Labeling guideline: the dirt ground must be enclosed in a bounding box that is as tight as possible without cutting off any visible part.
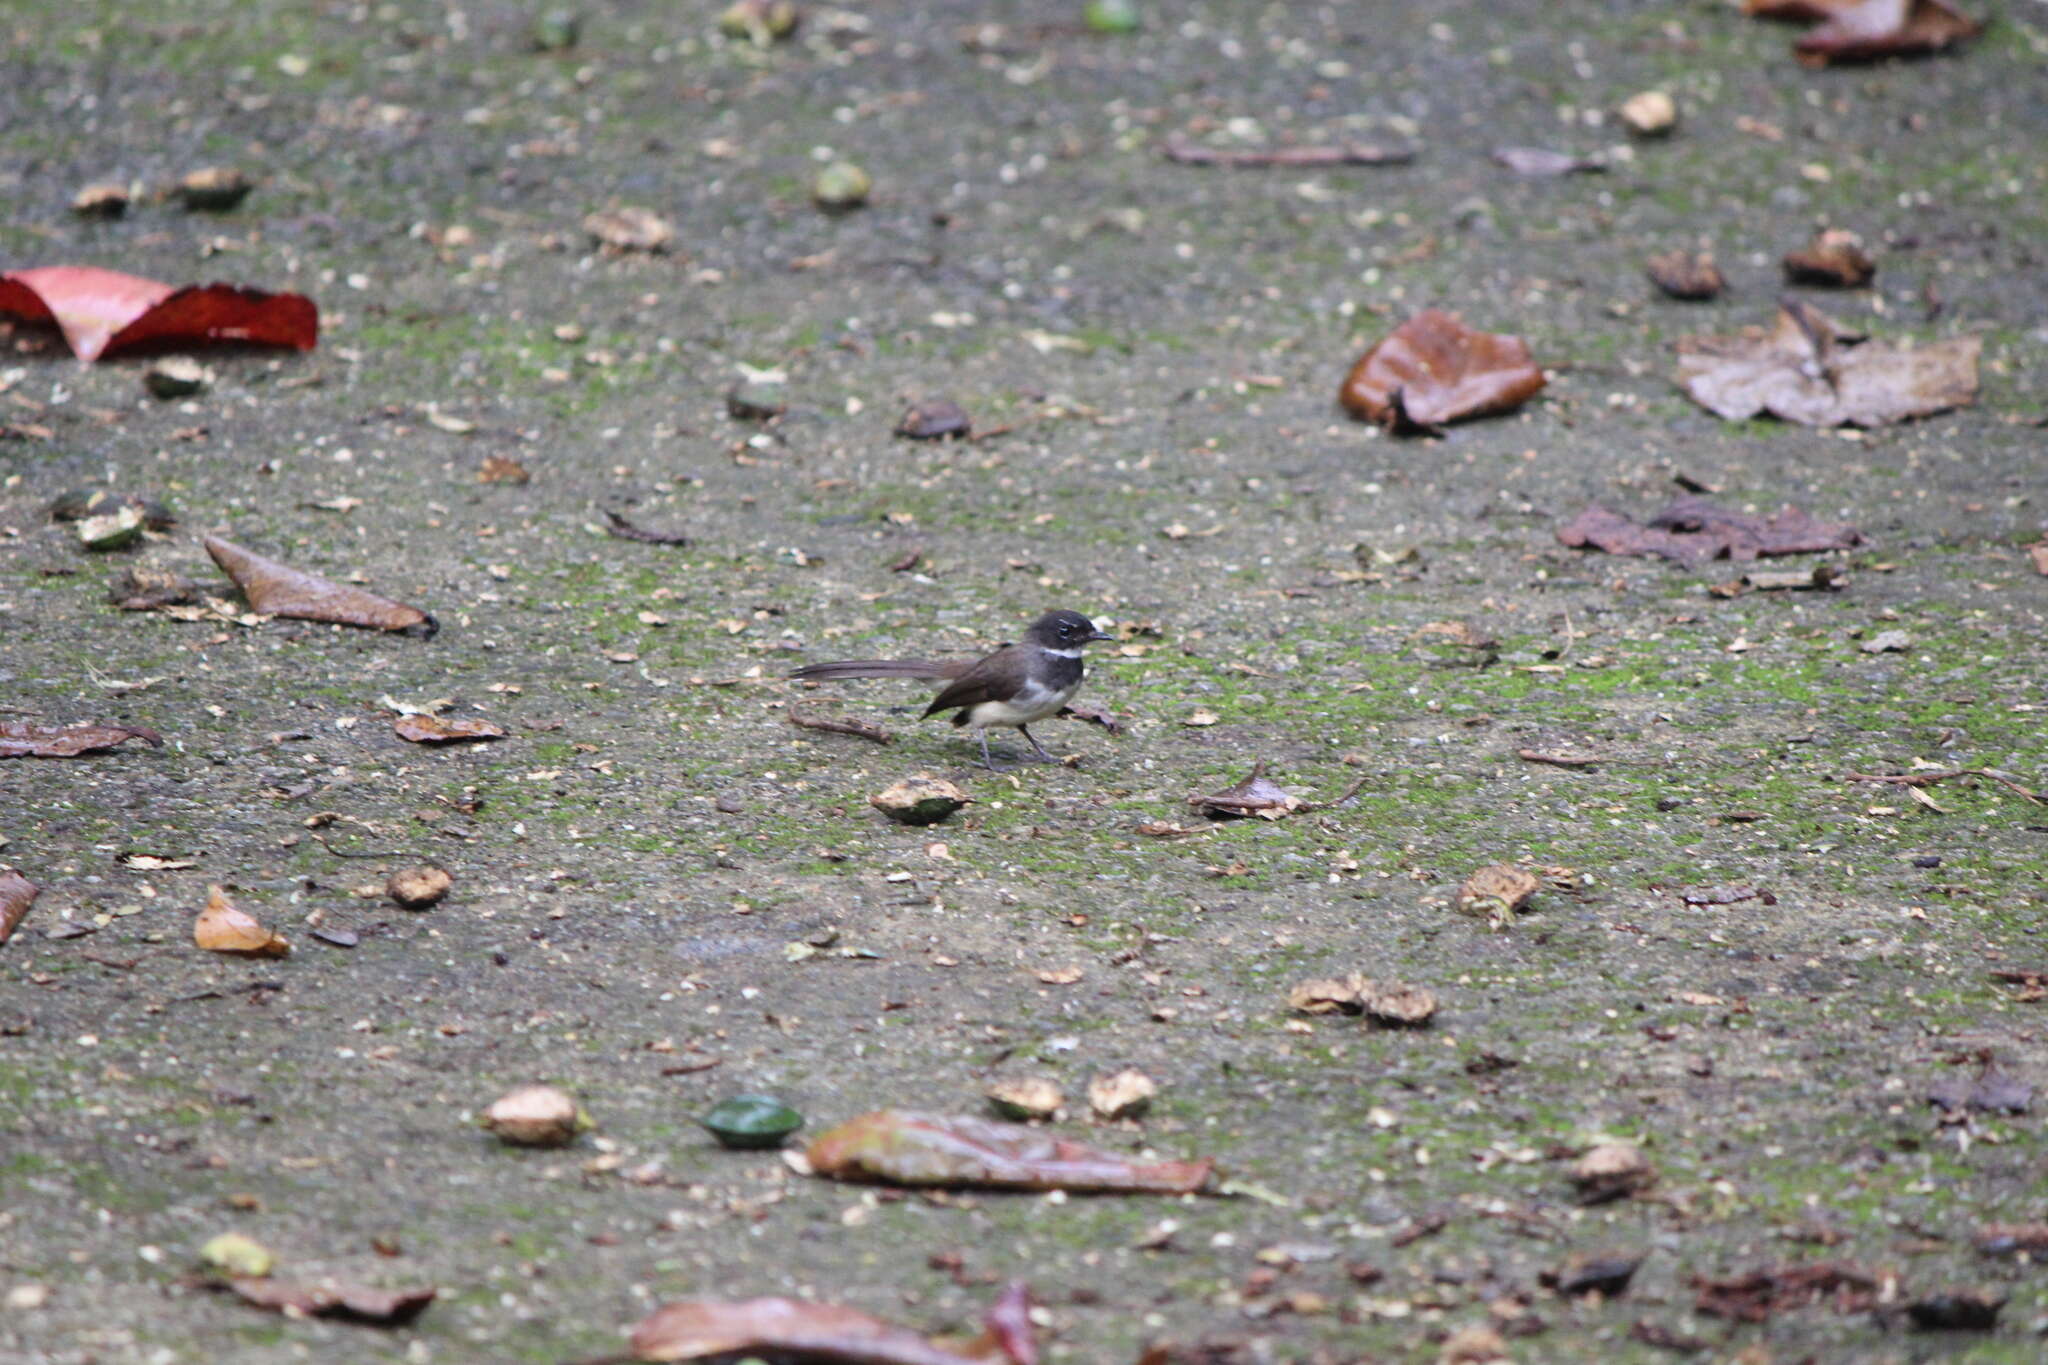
[4,2,2047,1362]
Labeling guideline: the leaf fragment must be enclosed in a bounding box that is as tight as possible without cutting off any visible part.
[205,535,436,635]
[1188,762,1308,820]
[0,869,38,947]
[393,714,505,744]
[1558,495,1864,568]
[627,1282,1034,1365]
[804,1110,1214,1194]
[193,886,290,958]
[219,1276,435,1326]
[1782,228,1875,287]
[0,721,164,759]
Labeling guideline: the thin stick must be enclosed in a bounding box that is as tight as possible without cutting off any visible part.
[1518,749,1600,769]
[788,710,892,745]
[1162,136,1414,168]
[1844,769,2043,804]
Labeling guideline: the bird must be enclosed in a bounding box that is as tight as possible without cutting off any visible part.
[789,609,1114,770]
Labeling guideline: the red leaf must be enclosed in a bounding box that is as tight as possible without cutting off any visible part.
[0,266,317,362]
[1338,310,1545,431]
[1793,0,1978,64]
[804,1110,1214,1194]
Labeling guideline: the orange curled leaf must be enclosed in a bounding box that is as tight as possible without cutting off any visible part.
[194,886,290,958]
[205,535,437,636]
[393,714,505,744]
[0,870,38,946]
[1338,309,1545,431]
[629,1282,1035,1364]
[0,266,316,362]
[0,720,164,759]
[805,1110,1214,1194]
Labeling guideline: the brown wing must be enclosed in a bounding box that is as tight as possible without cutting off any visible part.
[921,645,1018,719]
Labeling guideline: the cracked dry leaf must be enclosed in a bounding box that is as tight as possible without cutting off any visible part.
[627,1281,1034,1365]
[194,886,289,958]
[0,869,38,946]
[1675,299,1978,427]
[0,720,164,759]
[219,1276,435,1326]
[1288,975,1367,1015]
[1339,309,1545,431]
[1646,250,1725,301]
[393,714,505,744]
[584,207,676,252]
[805,1110,1214,1194]
[1456,865,1542,928]
[478,454,530,484]
[987,1078,1063,1122]
[1571,1142,1654,1204]
[1360,980,1438,1027]
[1783,228,1875,287]
[1188,762,1308,820]
[205,535,437,635]
[1558,496,1864,568]
[1087,1068,1157,1120]
[1791,0,1979,65]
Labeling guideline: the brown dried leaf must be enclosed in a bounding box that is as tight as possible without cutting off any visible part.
[895,398,972,441]
[1457,865,1541,924]
[1646,250,1726,301]
[872,776,973,826]
[1087,1068,1157,1120]
[604,510,691,545]
[108,566,201,610]
[1692,1261,1878,1321]
[393,714,505,744]
[2028,545,2048,578]
[205,535,436,635]
[1287,975,1366,1015]
[1783,228,1875,288]
[628,1282,1035,1365]
[221,1276,435,1326]
[1188,762,1309,820]
[1571,1142,1654,1204]
[1793,0,1978,65]
[1338,309,1545,431]
[0,869,38,946]
[0,721,164,759]
[986,1078,1063,1122]
[194,886,290,958]
[1543,1252,1644,1298]
[1674,300,1978,427]
[482,1084,588,1147]
[584,206,676,252]
[1361,980,1437,1027]
[1558,495,1864,568]
[387,866,453,909]
[478,454,530,485]
[804,1110,1214,1194]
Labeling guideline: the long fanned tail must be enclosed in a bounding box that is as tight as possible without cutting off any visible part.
[789,658,959,682]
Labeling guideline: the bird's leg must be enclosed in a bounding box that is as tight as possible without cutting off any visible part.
[978,729,1004,772]
[1018,724,1055,763]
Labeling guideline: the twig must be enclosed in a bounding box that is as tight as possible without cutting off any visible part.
[603,510,690,546]
[311,832,414,859]
[1844,769,2043,804]
[1162,135,1415,168]
[1518,749,1600,769]
[1320,775,1370,808]
[1557,604,1575,660]
[787,710,892,745]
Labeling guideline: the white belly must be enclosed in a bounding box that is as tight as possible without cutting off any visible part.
[961,680,1077,730]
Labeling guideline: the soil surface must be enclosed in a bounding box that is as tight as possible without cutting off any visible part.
[4,3,2046,1363]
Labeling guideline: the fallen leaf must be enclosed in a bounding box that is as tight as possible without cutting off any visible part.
[987,1078,1063,1122]
[1491,146,1606,176]
[1361,980,1437,1027]
[119,853,196,871]
[1338,309,1545,431]
[1692,1262,1879,1321]
[0,721,164,759]
[585,207,676,252]
[0,869,38,946]
[1188,762,1309,820]
[205,535,436,635]
[482,1084,590,1147]
[804,1110,1214,1194]
[387,866,453,909]
[895,398,972,441]
[627,1281,1035,1364]
[193,886,289,958]
[1557,495,1864,568]
[478,455,530,484]
[1543,1253,1643,1298]
[108,566,201,610]
[1972,1224,2048,1257]
[172,166,254,211]
[1618,90,1679,137]
[393,714,505,744]
[198,1232,275,1278]
[1783,228,1875,287]
[1928,1062,2032,1115]
[1456,865,1541,926]
[872,776,973,826]
[1646,250,1726,301]
[1087,1068,1157,1120]
[71,181,130,217]
[1288,976,1367,1015]
[1135,821,1203,838]
[1674,300,1979,427]
[218,1276,435,1326]
[1791,0,1978,66]
[1861,629,1912,654]
[0,266,316,362]
[1571,1142,1653,1204]
[2029,545,2048,577]
[1905,1288,2003,1331]
[1436,1325,1510,1364]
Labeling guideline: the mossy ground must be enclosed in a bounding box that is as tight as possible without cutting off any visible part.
[3,2,2046,1363]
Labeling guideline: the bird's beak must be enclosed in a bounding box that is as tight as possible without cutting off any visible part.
[1086,629,1114,643]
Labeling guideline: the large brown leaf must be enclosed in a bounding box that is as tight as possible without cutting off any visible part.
[0,721,163,759]
[0,870,37,946]
[205,535,437,635]
[0,266,316,362]
[805,1111,1214,1194]
[1794,0,1978,65]
[1338,310,1545,431]
[221,1276,435,1325]
[1675,300,1977,427]
[629,1283,1035,1364]
[1557,496,1863,569]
